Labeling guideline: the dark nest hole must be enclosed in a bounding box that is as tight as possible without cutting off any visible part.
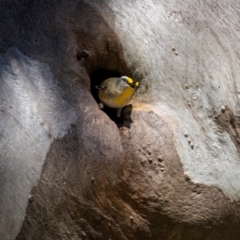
[90,69,133,127]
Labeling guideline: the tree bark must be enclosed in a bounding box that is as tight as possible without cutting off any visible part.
[0,0,240,239]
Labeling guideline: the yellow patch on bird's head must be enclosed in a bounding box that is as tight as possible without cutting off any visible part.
[135,82,139,87]
[121,76,133,84]
[126,77,133,84]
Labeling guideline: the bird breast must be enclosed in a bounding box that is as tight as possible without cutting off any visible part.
[99,86,135,109]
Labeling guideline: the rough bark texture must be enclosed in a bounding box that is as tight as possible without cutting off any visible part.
[0,0,240,240]
[215,107,240,155]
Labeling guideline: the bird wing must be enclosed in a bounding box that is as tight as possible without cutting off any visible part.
[95,80,108,89]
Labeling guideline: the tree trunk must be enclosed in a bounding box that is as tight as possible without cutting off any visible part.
[0,0,240,239]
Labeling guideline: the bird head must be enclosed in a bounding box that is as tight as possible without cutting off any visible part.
[120,76,140,88]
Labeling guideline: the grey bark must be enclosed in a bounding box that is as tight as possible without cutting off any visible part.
[0,0,240,239]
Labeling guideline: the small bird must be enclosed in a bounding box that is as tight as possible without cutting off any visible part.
[96,76,139,118]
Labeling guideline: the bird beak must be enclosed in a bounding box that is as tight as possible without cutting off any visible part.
[130,81,140,88]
